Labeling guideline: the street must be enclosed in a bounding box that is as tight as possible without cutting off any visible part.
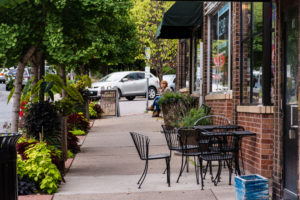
[0,83,12,130]
[0,83,153,131]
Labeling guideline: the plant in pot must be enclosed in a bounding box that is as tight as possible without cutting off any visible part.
[158,92,199,126]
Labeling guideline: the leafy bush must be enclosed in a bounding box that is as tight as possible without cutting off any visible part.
[69,129,86,136]
[68,132,80,154]
[175,108,210,127]
[158,92,184,105]
[18,175,38,195]
[89,105,98,119]
[55,97,76,116]
[67,150,74,158]
[67,113,90,132]
[88,102,103,119]
[17,142,62,194]
[24,101,60,141]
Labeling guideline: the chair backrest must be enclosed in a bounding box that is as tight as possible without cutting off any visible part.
[177,128,206,154]
[130,132,149,160]
[193,115,230,126]
[162,125,180,150]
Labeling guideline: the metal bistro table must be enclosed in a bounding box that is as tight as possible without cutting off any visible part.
[201,130,256,178]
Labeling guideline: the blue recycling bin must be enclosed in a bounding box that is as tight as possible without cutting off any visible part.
[235,175,269,200]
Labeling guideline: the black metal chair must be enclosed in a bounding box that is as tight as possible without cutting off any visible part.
[193,115,231,128]
[129,132,170,189]
[193,115,231,177]
[162,125,195,174]
[176,128,211,184]
[198,131,234,189]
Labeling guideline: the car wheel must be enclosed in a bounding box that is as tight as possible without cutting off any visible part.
[148,87,157,100]
[126,96,135,101]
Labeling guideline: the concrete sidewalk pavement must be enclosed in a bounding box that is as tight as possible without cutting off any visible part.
[53,114,236,200]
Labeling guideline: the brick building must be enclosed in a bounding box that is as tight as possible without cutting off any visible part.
[157,0,299,199]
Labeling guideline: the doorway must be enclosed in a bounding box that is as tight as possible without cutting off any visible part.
[283,4,299,200]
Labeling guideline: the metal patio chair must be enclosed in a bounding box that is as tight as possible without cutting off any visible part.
[162,125,195,174]
[198,131,234,190]
[193,115,231,128]
[176,128,211,184]
[129,132,170,189]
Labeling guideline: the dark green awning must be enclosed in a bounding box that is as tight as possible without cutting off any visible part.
[156,2,203,39]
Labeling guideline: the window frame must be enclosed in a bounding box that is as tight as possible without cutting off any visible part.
[240,2,273,105]
[207,3,232,93]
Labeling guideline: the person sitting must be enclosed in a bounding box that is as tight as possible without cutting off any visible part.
[148,80,172,117]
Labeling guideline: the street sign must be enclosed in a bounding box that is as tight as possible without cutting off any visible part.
[145,47,151,60]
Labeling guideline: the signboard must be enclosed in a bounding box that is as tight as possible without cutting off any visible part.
[100,90,120,117]
[145,66,150,78]
[145,47,151,60]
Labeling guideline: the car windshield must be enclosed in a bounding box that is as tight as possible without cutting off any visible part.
[99,73,125,82]
[8,69,17,76]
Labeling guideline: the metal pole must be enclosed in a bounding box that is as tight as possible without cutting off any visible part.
[146,63,149,112]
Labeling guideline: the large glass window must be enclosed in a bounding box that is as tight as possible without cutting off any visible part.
[241,2,274,105]
[211,3,231,92]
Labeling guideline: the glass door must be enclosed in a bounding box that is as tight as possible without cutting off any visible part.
[283,5,299,200]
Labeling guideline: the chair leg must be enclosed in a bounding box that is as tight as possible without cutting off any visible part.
[138,160,148,189]
[177,154,185,183]
[166,158,171,187]
[186,156,189,172]
[163,151,172,174]
[226,160,233,185]
[199,157,204,190]
[194,156,199,184]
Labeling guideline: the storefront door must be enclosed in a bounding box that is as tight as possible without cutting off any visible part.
[283,4,299,200]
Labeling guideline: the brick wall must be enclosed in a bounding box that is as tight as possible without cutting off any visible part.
[206,98,233,123]
[238,113,274,179]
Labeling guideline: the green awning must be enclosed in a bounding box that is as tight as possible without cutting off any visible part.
[156,2,203,39]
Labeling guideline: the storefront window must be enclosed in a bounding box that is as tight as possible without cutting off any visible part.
[211,3,231,92]
[241,3,263,104]
[241,2,275,105]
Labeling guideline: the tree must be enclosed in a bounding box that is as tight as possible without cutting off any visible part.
[0,0,139,131]
[131,0,178,80]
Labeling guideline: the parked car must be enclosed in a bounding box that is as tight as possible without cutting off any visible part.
[0,68,8,83]
[5,68,31,91]
[163,74,176,91]
[88,71,159,100]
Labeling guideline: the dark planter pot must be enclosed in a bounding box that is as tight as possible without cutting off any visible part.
[162,103,178,126]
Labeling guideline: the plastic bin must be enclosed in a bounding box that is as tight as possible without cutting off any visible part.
[235,174,269,200]
[0,133,22,200]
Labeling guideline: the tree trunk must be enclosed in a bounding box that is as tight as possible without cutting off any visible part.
[39,57,45,102]
[29,51,43,86]
[11,45,39,132]
[59,66,67,98]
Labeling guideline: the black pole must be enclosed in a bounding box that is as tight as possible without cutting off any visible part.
[240,2,244,104]
[262,2,272,105]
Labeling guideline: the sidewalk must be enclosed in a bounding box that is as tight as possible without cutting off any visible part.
[53,114,236,200]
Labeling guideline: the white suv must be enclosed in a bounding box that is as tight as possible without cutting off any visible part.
[88,71,159,100]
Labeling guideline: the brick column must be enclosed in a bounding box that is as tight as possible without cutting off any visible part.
[272,0,284,198]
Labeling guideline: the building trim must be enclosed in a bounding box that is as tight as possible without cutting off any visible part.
[237,105,274,114]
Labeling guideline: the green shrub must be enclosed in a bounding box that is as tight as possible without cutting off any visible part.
[67,150,74,158]
[89,105,98,119]
[17,142,62,194]
[158,92,184,105]
[175,107,211,127]
[69,129,86,136]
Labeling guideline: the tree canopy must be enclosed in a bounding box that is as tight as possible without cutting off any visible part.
[131,0,178,80]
